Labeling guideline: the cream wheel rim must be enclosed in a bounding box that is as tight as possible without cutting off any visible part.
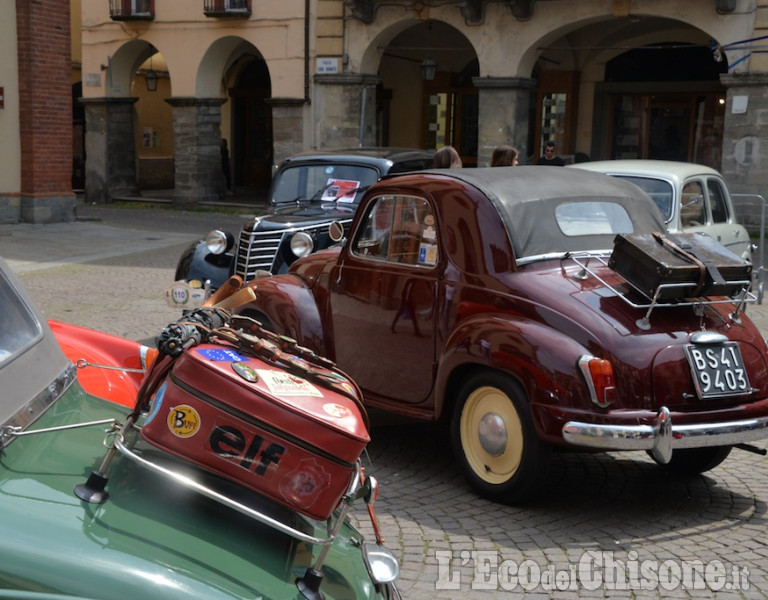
[460,385,523,484]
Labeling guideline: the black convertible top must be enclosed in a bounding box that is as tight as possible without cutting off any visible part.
[418,166,667,258]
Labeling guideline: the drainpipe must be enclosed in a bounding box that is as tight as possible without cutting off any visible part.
[304,0,310,103]
[359,86,367,148]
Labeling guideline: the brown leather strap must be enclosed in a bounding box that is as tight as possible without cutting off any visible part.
[652,232,707,295]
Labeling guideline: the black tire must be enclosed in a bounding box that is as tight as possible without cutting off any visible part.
[649,446,732,475]
[174,242,199,281]
[450,371,551,504]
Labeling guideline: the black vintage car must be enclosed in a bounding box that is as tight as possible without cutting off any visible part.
[172,148,434,297]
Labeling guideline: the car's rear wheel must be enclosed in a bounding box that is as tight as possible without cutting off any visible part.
[451,371,551,503]
[648,446,732,475]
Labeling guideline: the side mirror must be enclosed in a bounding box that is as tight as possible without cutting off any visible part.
[328,221,345,243]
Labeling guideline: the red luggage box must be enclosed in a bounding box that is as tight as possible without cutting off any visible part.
[140,344,370,521]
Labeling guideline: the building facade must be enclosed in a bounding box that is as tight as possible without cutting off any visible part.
[0,0,75,224]
[77,0,768,217]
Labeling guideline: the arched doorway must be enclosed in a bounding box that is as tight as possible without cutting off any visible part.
[603,44,728,167]
[230,58,272,191]
[531,17,729,166]
[377,21,478,165]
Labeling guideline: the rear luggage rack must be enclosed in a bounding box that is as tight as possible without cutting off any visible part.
[114,432,357,545]
[570,253,755,330]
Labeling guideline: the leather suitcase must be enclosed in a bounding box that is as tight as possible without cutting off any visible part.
[140,343,370,521]
[608,232,752,300]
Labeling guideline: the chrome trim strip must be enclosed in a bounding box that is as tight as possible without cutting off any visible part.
[115,436,356,546]
[0,364,77,448]
[562,406,768,464]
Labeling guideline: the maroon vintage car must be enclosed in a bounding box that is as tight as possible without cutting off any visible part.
[234,166,768,503]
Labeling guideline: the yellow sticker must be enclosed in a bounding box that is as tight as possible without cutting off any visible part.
[167,404,201,438]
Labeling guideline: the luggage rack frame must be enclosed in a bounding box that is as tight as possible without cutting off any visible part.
[114,434,351,546]
[569,253,756,330]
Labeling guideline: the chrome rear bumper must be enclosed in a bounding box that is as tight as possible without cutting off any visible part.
[562,407,768,464]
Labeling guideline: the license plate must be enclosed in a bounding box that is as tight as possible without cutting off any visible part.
[685,343,751,398]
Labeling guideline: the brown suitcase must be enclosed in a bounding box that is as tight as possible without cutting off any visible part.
[608,232,752,300]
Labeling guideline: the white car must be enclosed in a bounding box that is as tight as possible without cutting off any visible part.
[570,160,753,261]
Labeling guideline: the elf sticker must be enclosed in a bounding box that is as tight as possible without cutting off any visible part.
[257,369,323,397]
[167,405,201,438]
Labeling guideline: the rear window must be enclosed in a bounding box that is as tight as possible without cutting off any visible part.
[555,201,633,236]
[0,270,42,366]
[271,164,380,204]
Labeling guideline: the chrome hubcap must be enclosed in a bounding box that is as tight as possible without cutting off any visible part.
[477,412,508,456]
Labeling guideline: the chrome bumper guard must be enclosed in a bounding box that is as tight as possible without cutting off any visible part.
[562,406,768,464]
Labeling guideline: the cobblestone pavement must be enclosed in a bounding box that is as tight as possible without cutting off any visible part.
[3,199,768,599]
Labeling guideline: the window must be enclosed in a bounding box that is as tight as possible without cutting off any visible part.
[354,195,438,266]
[203,0,252,16]
[616,175,674,221]
[681,181,706,227]
[707,178,730,223]
[109,0,154,20]
[555,202,633,237]
[271,164,378,204]
[0,272,42,367]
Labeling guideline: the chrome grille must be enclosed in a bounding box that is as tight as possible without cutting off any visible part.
[234,220,352,281]
[234,229,283,281]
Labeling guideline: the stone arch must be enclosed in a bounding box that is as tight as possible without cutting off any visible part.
[104,39,157,97]
[195,36,266,97]
[361,19,478,158]
[517,12,737,164]
[196,36,273,191]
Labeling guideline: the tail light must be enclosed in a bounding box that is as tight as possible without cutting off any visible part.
[578,355,617,408]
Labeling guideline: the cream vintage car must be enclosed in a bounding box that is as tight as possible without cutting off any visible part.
[569,160,754,261]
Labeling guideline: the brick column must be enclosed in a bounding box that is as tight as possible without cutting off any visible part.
[312,74,380,148]
[473,77,537,166]
[81,98,140,204]
[16,0,75,222]
[166,98,226,209]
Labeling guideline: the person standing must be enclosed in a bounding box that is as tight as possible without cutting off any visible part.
[433,146,462,168]
[221,138,234,195]
[491,145,519,166]
[537,141,565,166]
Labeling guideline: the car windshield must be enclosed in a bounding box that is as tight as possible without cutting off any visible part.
[0,269,42,366]
[272,164,381,204]
[613,175,674,221]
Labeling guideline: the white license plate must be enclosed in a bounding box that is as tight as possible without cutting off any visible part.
[685,343,751,398]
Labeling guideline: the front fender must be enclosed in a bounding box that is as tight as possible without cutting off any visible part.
[237,275,328,356]
[49,320,156,407]
[436,314,594,441]
[183,241,234,289]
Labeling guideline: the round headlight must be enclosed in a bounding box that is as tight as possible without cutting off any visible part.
[205,230,229,255]
[290,231,314,258]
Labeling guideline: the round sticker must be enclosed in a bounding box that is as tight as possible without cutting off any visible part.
[232,361,259,382]
[167,404,201,438]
